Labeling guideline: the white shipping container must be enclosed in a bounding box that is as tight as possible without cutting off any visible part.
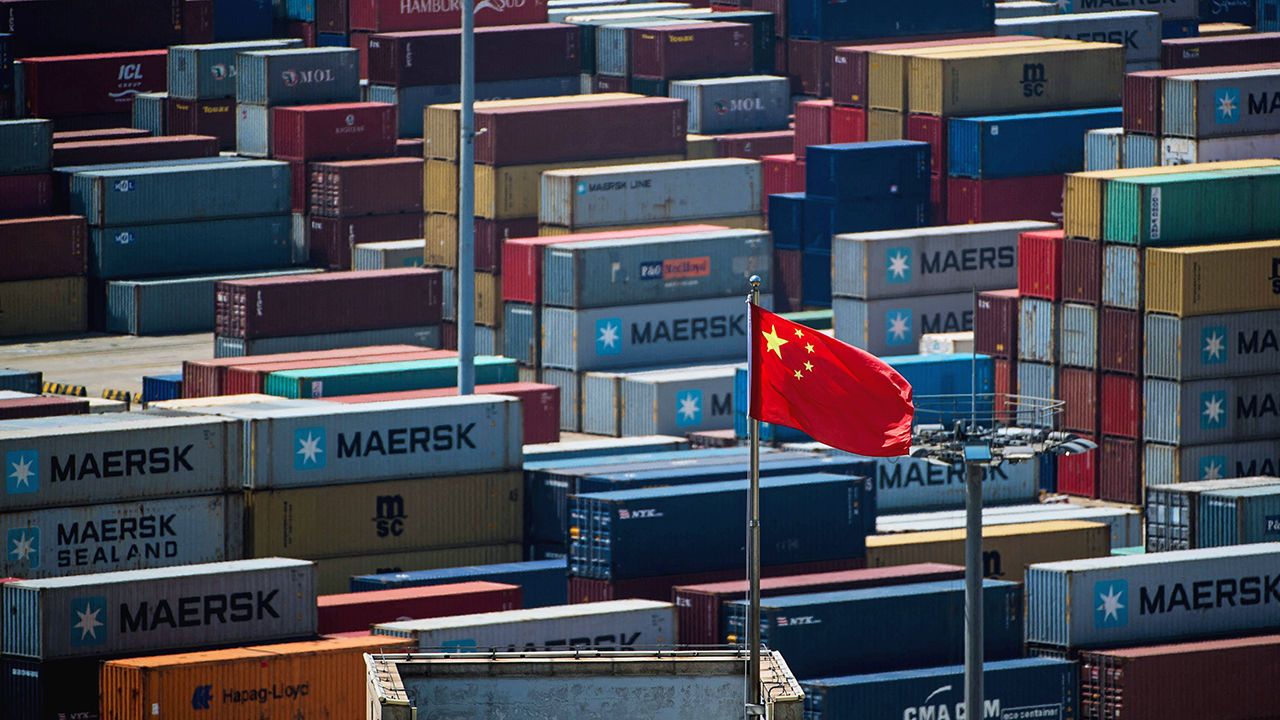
[919,331,975,355]
[878,503,1141,548]
[1162,133,1280,165]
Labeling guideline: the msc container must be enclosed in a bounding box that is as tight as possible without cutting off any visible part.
[213,327,442,358]
[350,0,549,32]
[270,102,397,161]
[1197,485,1280,547]
[168,39,304,99]
[618,366,736,436]
[474,97,686,165]
[667,75,790,134]
[1060,303,1097,369]
[1164,68,1280,138]
[318,582,521,634]
[1024,544,1280,649]
[1104,166,1280,246]
[20,51,167,118]
[235,48,360,106]
[996,10,1162,65]
[1146,477,1280,550]
[629,22,753,79]
[1019,297,1058,363]
[106,269,319,336]
[351,559,567,607]
[1085,127,1124,171]
[2,558,316,660]
[0,495,243,579]
[1163,132,1280,165]
[787,0,994,42]
[724,580,1022,678]
[975,288,1019,358]
[949,107,1122,179]
[832,292,974,357]
[367,24,578,86]
[1144,439,1280,489]
[263,356,517,398]
[353,239,426,269]
[70,161,290,226]
[0,216,87,282]
[89,215,293,281]
[1145,240,1280,316]
[1145,310,1280,381]
[0,119,53,175]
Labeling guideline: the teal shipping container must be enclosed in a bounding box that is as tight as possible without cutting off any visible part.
[70,160,292,226]
[1198,485,1280,548]
[1102,165,1280,245]
[263,355,518,398]
[89,215,294,280]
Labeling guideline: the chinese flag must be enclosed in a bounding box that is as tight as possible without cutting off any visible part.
[749,304,913,457]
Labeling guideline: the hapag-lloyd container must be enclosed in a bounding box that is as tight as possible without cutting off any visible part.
[351,0,549,32]
[309,158,424,217]
[168,39,303,100]
[270,102,397,161]
[0,495,243,579]
[996,10,1162,65]
[106,269,321,335]
[1025,544,1280,649]
[351,559,566,607]
[1104,167,1280,246]
[0,216,86,282]
[70,161,291,226]
[20,51,167,118]
[263,356,516,398]
[236,48,360,106]
[1197,485,1280,547]
[1164,68,1280,138]
[1144,374,1280,445]
[833,292,973,357]
[629,22,753,79]
[317,582,520,634]
[1145,240,1280,317]
[1144,439,1280,488]
[1146,477,1280,551]
[474,97,686,165]
[948,108,1122,179]
[1060,303,1097,369]
[368,24,577,86]
[0,415,240,511]
[1145,310,1280,381]
[668,76,790,134]
[2,558,316,660]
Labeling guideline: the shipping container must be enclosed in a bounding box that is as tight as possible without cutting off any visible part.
[1058,368,1098,433]
[805,141,929,203]
[376,599,672,650]
[269,102,396,161]
[975,288,1018,358]
[1099,435,1140,504]
[1018,298,1058,364]
[182,345,425,397]
[835,37,1035,111]
[949,108,1122,179]
[524,435,688,461]
[996,10,1162,65]
[368,24,578,86]
[1104,166,1280,246]
[0,369,43,394]
[312,544,522,595]
[213,327,441,358]
[0,173,55,219]
[351,559,567,607]
[351,237,426,270]
[1146,240,1280,316]
[713,130,793,160]
[617,366,736,436]
[0,216,86,282]
[628,22,752,79]
[1144,440,1280,489]
[424,94,637,162]
[236,48,360,106]
[308,157,422,218]
[1197,485,1280,547]
[0,395,89,421]
[1163,132,1280,165]
[1161,31,1280,68]
[947,174,1064,224]
[368,75,580,137]
[474,97,685,165]
[325,381,559,445]
[803,194,930,252]
[1126,130,1160,169]
[1060,238,1100,307]
[263,355,515,398]
[168,97,236,150]
[70,160,290,226]
[876,504,1139,544]
[311,213,423,270]
[2,656,102,720]
[1017,229,1063,301]
[89,214,293,281]
[318,581,521,634]
[351,0,549,31]
[788,0,993,41]
[169,39,304,99]
[106,269,318,336]
[1059,305,1096,370]
[0,276,85,338]
[1146,477,1280,550]
[567,559,877,604]
[472,154,683,220]
[21,51,167,118]
[51,134,221,169]
[668,76,790,134]
[1144,309,1280,381]
[1145,373,1280,445]
[833,292,975,357]
[1085,127,1123,171]
[0,119,53,175]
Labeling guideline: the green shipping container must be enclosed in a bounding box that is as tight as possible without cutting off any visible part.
[1102,166,1280,246]
[264,356,519,398]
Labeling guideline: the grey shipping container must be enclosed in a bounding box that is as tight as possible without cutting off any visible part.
[995,11,1162,66]
[1019,297,1058,364]
[831,221,1049,300]
[2,557,316,660]
[0,494,243,579]
[1198,485,1280,547]
[832,292,973,357]
[1145,476,1280,551]
[234,103,274,157]
[1060,303,1097,369]
[70,161,291,226]
[995,1,1059,18]
[1102,244,1140,309]
[235,48,360,106]
[542,368,581,431]
[0,119,52,174]
[106,269,319,335]
[668,76,791,134]
[1161,133,1280,166]
[212,325,442,357]
[368,76,581,137]
[1164,69,1280,139]
[90,215,294,281]
[1059,0,1196,19]
[1085,127,1123,171]
[581,363,737,436]
[476,325,503,356]
[374,599,675,650]
[1017,362,1056,427]
[442,268,456,322]
[0,415,241,511]
[1024,544,1280,649]
[867,456,1040,514]
[541,294,765,372]
[130,92,167,136]
[1144,439,1280,488]
[1144,374,1280,445]
[595,19,701,77]
[539,160,763,229]
[353,239,426,270]
[542,228,770,308]
[1144,310,1280,381]
[169,39,305,100]
[1124,131,1159,169]
[504,302,539,366]
[619,366,737,436]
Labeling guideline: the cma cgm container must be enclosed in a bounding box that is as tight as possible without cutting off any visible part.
[1144,310,1280,381]
[168,39,303,100]
[668,76,791,135]
[1143,374,1280,445]
[1145,240,1280,317]
[69,161,290,225]
[374,599,673,650]
[474,98,686,165]
[1145,477,1280,551]
[1196,486,1280,547]
[2,558,316,660]
[236,48,360,106]
[948,108,1122,179]
[832,292,974,357]
[802,658,1078,720]
[724,579,1023,678]
[1163,69,1280,139]
[317,581,521,634]
[995,10,1162,66]
[1025,543,1280,649]
[351,559,567,607]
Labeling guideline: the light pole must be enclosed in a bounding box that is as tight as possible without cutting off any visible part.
[456,0,475,394]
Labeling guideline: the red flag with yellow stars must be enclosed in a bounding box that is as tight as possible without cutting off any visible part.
[749,304,913,456]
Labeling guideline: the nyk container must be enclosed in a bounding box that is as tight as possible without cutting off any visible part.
[263,356,517,398]
[1145,309,1280,381]
[0,216,86,281]
[169,39,304,100]
[21,51,167,118]
[236,48,360,106]
[368,24,578,86]
[69,160,291,226]
[1025,544,1280,649]
[270,102,397,161]
[474,97,686,165]
[351,559,567,606]
[351,0,549,32]
[1146,477,1280,550]
[724,579,1022,679]
[948,108,1122,179]
[90,215,294,281]
[787,0,994,42]
[1197,485,1280,547]
[867,521,1113,582]
[318,582,521,634]
[1103,166,1280,246]
[832,292,974,357]
[996,10,1162,66]
[1145,240,1280,316]
[2,558,316,660]
[668,76,790,134]
[1144,439,1280,488]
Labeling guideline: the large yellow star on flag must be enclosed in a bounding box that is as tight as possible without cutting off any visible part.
[762,325,789,358]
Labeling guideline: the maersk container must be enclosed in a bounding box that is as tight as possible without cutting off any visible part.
[90,215,294,281]
[1124,130,1159,169]
[1019,297,1058,364]
[263,356,517,398]
[581,362,737,436]
[1144,439,1280,488]
[0,415,240,512]
[0,119,52,175]
[1163,68,1280,139]
[0,494,243,579]
[948,107,1122,179]
[1102,244,1140,310]
[1163,132,1280,165]
[1060,303,1097,369]
[1025,544,1280,649]
[70,161,292,226]
[995,11,1161,65]
[1103,166,1280,246]
[541,228,769,308]
[1146,477,1280,551]
[168,39,303,100]
[1061,0,1196,18]
[1144,310,1280,381]
[539,159,762,229]
[801,658,1078,720]
[865,453,1039,512]
[668,75,791,134]
[1144,374,1280,445]
[569,473,872,580]
[1085,127,1124,171]
[787,0,994,42]
[805,141,930,202]
[619,366,737,436]
[1198,485,1280,547]
[2,558,316,660]
[235,48,360,106]
[351,559,568,607]
[106,269,318,335]
[212,326,442,358]
[724,579,1023,678]
[832,292,974,357]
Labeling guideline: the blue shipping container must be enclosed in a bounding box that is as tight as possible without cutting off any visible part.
[803,196,929,252]
[801,249,831,307]
[215,0,275,40]
[802,658,1078,720]
[947,107,1122,179]
[523,437,691,462]
[89,215,294,280]
[1162,18,1199,36]
[317,32,350,47]
[349,559,568,607]
[769,192,806,250]
[1200,0,1255,23]
[1197,485,1280,547]
[788,0,995,41]
[805,142,931,202]
[725,579,1023,679]
[70,160,291,226]
[284,0,315,21]
[1261,0,1279,31]
[141,374,183,404]
[0,369,41,394]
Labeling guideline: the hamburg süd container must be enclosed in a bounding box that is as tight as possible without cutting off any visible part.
[832,292,974,357]
[70,161,291,227]
[270,102,397,161]
[106,269,319,336]
[90,215,294,281]
[1103,166,1280,246]
[20,51,167,118]
[367,24,578,87]
[168,39,304,100]
[1197,485,1280,547]
[948,107,1122,179]
[474,97,686,165]
[350,559,567,607]
[1144,309,1280,381]
[1145,240,1280,316]
[317,582,521,634]
[350,0,549,32]
[1163,68,1280,139]
[667,75,791,134]
[995,10,1162,66]
[1145,477,1280,551]
[235,48,360,106]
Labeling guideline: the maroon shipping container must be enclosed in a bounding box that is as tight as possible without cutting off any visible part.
[474,98,686,165]
[50,113,133,132]
[1161,32,1280,69]
[309,157,424,217]
[774,248,802,312]
[993,356,1015,409]
[180,345,426,397]
[1057,432,1098,498]
[672,563,964,646]
[792,99,830,158]
[1122,62,1280,135]
[566,557,868,606]
[51,127,151,142]
[947,175,1063,225]
[325,381,561,444]
[167,98,236,151]
[318,0,350,33]
[829,106,865,143]
[214,269,443,340]
[286,19,317,46]
[1061,237,1101,305]
[975,288,1018,359]
[272,103,397,162]
[0,0,186,57]
[905,113,945,177]
[1017,229,1063,301]
[309,213,424,270]
[631,22,753,80]
[929,173,947,226]
[1101,372,1140,440]
[1099,307,1140,375]
[476,217,539,273]
[50,134,219,167]
[1099,435,1140,505]
[350,0,549,32]
[752,0,786,37]
[21,51,167,118]
[183,0,215,44]
[290,160,308,213]
[712,130,793,159]
[440,321,458,350]
[1059,367,1098,435]
[0,174,54,219]
[592,74,629,92]
[0,216,88,281]
[317,582,521,634]
[762,154,804,199]
[369,24,578,87]
[223,350,454,395]
[788,39,841,96]
[396,138,424,157]
[830,35,1017,109]
[0,395,91,420]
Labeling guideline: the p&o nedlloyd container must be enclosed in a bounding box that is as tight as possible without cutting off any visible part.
[1163,68,1280,139]
[2,558,317,660]
[1144,309,1280,380]
[1024,543,1280,649]
[1143,373,1280,445]
[1145,477,1280,552]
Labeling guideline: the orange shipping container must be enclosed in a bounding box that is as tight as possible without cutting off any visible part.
[100,635,413,720]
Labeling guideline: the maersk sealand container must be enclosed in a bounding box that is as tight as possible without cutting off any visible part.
[69,160,292,226]
[788,0,995,42]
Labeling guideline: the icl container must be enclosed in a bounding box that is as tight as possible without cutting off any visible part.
[1144,440,1280,489]
[1163,68,1280,139]
[1146,477,1280,551]
[235,48,360,106]
[350,559,567,607]
[833,292,974,357]
[668,76,790,134]
[168,39,303,100]
[995,10,1162,65]
[1196,485,1280,547]
[1144,309,1280,381]
[1145,239,1280,317]
[948,107,1122,179]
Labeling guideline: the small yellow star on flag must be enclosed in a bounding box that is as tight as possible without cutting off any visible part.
[805,343,815,354]
[794,328,804,338]
[762,325,788,359]
[793,369,803,380]
[804,361,814,372]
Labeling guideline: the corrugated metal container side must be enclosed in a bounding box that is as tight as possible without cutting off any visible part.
[1060,368,1099,433]
[317,582,521,634]
[1099,436,1140,505]
[620,366,737,436]
[542,368,580,431]
[1103,167,1280,246]
[318,215,424,270]
[235,48,360,106]
[213,327,442,358]
[1123,130,1159,168]
[1143,440,1280,489]
[504,302,538,366]
[366,24,578,86]
[1099,307,1140,375]
[168,39,304,100]
[1061,0,1196,18]
[1018,297,1057,364]
[975,288,1019,358]
[1102,244,1140,310]
[50,135,222,168]
[0,396,89,422]
[668,75,790,134]
[20,50,167,118]
[262,356,516,398]
[997,10,1161,64]
[946,174,1064,225]
[1161,31,1280,66]
[1018,228,1064,300]
[792,99,832,158]
[1060,303,1097,369]
[3,558,316,660]
[1198,486,1280,547]
[832,292,974,358]
[628,22,753,79]
[1085,127,1123,171]
[1058,433,1098,497]
[350,559,567,607]
[309,157,423,217]
[0,216,87,282]
[181,345,424,398]
[1163,132,1280,165]
[1145,240,1280,317]
[1144,374,1280,445]
[0,119,53,174]
[1146,477,1280,551]
[0,277,86,338]
[241,351,459,395]
[271,102,397,161]
[1061,238,1101,305]
[70,161,291,226]
[474,154,685,220]
[1101,373,1141,439]
[1016,362,1056,426]
[106,269,319,336]
[1163,69,1280,139]
[875,513,1120,556]
[424,94,637,162]
[90,215,294,281]
[2,657,101,720]
[566,559,870,604]
[129,92,167,136]
[805,140,930,202]
[1144,310,1280,381]
[787,0,993,42]
[474,97,686,165]
[311,544,522,595]
[713,130,794,160]
[948,107,1122,179]
[368,76,580,138]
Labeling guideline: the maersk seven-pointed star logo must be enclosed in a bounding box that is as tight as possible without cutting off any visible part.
[1201,326,1227,364]
[7,526,39,569]
[1200,391,1227,430]
[885,248,912,283]
[1215,88,1240,123]
[1094,580,1128,628]
[595,318,622,355]
[675,390,703,427]
[1199,455,1227,481]
[70,596,107,646]
[885,310,913,346]
[6,450,38,495]
[294,427,326,470]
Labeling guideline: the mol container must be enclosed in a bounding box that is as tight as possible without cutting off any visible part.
[1196,486,1280,547]
[1145,477,1280,551]
[1144,310,1280,380]
[1145,240,1280,317]
[351,559,567,607]
[317,582,521,634]
[1143,374,1280,445]
[668,76,791,134]
[168,39,304,100]
[1163,68,1280,139]
[70,161,291,226]
[235,48,360,106]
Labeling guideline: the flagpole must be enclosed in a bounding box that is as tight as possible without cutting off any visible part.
[745,275,763,718]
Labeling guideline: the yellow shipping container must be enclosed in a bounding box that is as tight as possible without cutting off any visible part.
[475,154,684,220]
[0,276,87,338]
[867,110,905,141]
[424,93,639,161]
[424,213,458,267]
[423,159,458,215]
[866,520,1111,583]
[477,271,502,327]
[101,635,415,720]
[1145,240,1280,317]
[247,471,522,559]
[538,214,765,236]
[686,134,718,160]
[311,544,523,594]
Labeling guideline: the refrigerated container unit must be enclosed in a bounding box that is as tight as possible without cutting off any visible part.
[1163,132,1280,165]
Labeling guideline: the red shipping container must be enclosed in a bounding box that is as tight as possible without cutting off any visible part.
[0,0,185,58]
[762,153,804,198]
[1099,307,1140,375]
[1122,62,1280,135]
[829,35,1021,109]
[350,0,549,33]
[350,30,373,78]
[1059,367,1098,435]
[788,39,841,96]
[396,138,424,157]
[441,321,458,350]
[214,269,443,340]
[181,345,425,398]
[21,51,167,118]
[1057,432,1098,498]
[1099,435,1140,505]
[975,288,1018,359]
[567,557,867,605]
[752,0,786,37]
[0,174,54,219]
[286,19,317,46]
[290,160,308,213]
[630,22,753,80]
[905,113,945,177]
[325,381,561,444]
[1101,372,1140,440]
[51,128,151,142]
[929,173,947,226]
[672,563,964,646]
[167,98,235,151]
[317,582,521,634]
[0,396,90,420]
[318,0,350,32]
[310,213,424,270]
[1061,237,1101,305]
[0,216,88,281]
[829,106,865,143]
[1161,32,1280,69]
[774,248,802,312]
[272,103,397,162]
[475,98,686,165]
[224,350,454,395]
[183,0,215,44]
[368,24,578,87]
[592,74,629,93]
[792,99,831,158]
[993,356,1014,409]
[309,157,424,217]
[947,175,1063,225]
[50,135,219,167]
[1017,229,1064,301]
[774,40,789,80]
[712,130,794,159]
[476,217,539,273]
